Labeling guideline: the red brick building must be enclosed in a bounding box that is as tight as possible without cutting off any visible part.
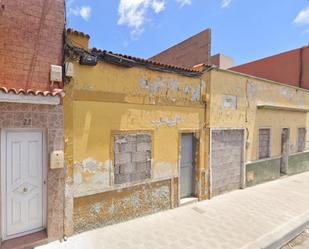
[230,46,309,88]
[150,29,212,68]
[0,1,65,248]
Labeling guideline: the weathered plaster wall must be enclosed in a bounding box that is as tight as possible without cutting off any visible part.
[73,180,171,233]
[207,69,309,162]
[0,103,64,241]
[206,69,309,187]
[246,157,281,187]
[288,151,309,175]
[64,58,206,235]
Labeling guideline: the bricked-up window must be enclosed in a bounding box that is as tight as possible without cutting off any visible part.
[114,133,151,185]
[297,128,306,152]
[259,129,271,159]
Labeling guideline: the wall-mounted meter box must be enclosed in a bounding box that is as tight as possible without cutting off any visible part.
[50,150,64,169]
[50,65,63,82]
[65,62,74,77]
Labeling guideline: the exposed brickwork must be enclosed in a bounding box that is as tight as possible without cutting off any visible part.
[0,0,65,91]
[230,46,309,89]
[149,29,211,68]
[211,130,244,196]
[259,128,271,159]
[114,133,152,184]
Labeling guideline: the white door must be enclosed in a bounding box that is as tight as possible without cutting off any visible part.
[3,131,45,239]
[180,134,195,198]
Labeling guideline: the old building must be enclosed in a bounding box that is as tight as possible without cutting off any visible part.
[204,68,309,194]
[64,29,309,236]
[64,30,208,235]
[0,1,65,248]
[230,46,309,88]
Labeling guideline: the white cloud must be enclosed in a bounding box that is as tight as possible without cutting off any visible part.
[67,0,92,21]
[175,0,192,7]
[294,6,309,25]
[152,0,166,13]
[221,0,232,8]
[118,0,165,38]
[79,6,92,21]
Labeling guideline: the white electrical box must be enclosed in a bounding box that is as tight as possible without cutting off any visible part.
[50,65,63,82]
[50,150,64,169]
[65,62,74,77]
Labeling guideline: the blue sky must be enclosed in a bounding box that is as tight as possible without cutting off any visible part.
[67,0,309,65]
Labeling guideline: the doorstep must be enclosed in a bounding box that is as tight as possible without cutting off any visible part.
[180,197,198,206]
[1,230,48,249]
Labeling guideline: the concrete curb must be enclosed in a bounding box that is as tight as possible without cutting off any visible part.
[241,211,309,249]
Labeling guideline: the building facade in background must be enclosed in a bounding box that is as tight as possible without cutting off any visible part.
[205,68,309,194]
[230,46,309,89]
[210,53,235,69]
[0,1,65,248]
[149,29,212,68]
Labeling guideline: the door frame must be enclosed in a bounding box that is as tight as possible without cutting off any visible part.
[1,128,47,241]
[209,128,246,198]
[178,130,199,200]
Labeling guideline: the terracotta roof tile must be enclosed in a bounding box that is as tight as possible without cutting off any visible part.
[91,48,201,74]
[0,87,64,97]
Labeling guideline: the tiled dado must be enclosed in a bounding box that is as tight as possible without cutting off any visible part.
[0,103,65,241]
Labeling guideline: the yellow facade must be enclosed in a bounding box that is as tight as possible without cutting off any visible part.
[64,32,208,235]
[64,30,309,235]
[206,69,309,161]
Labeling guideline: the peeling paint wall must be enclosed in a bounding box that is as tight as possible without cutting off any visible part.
[207,69,309,162]
[206,69,309,187]
[73,180,171,233]
[64,54,206,235]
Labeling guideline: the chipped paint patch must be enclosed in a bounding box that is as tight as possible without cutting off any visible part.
[73,180,171,233]
[151,114,182,128]
[73,159,112,197]
[139,76,201,103]
[247,81,257,99]
[280,87,293,101]
[183,85,190,94]
[191,87,201,101]
[83,158,98,173]
[90,203,102,215]
[153,161,177,179]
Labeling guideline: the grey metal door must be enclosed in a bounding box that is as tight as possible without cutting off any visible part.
[180,134,195,198]
[281,128,290,174]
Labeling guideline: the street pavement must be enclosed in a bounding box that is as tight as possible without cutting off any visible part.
[37,172,309,249]
[282,229,309,249]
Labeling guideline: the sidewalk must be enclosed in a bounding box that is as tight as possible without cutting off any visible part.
[37,172,309,249]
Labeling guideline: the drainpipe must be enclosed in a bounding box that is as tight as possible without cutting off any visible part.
[299,47,304,88]
[200,65,215,199]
